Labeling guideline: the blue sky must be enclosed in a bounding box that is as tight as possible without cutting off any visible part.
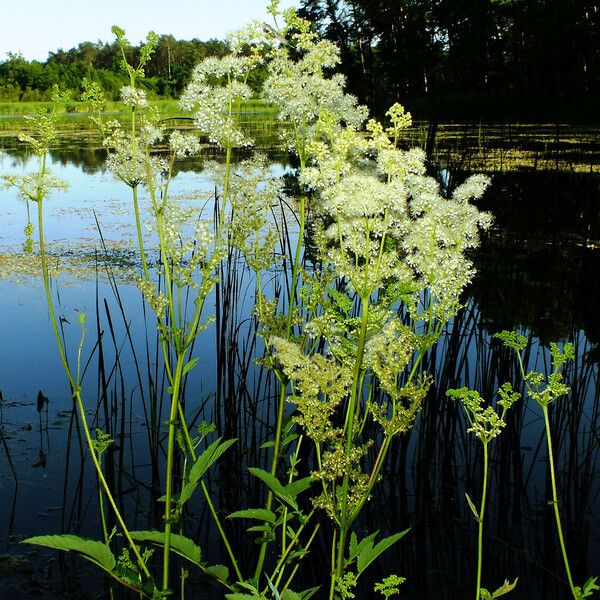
[1,0,299,61]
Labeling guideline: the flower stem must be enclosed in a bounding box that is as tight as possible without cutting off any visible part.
[542,405,577,598]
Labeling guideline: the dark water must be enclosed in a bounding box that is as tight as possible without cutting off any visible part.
[0,144,599,599]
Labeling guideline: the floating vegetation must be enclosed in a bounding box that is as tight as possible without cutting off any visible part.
[0,239,138,283]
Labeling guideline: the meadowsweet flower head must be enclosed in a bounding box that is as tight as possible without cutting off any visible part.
[180,55,255,149]
[2,172,68,202]
[120,85,149,109]
[169,130,202,159]
[263,23,368,155]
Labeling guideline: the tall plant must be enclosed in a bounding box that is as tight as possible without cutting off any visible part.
[496,332,599,600]
[4,5,495,599]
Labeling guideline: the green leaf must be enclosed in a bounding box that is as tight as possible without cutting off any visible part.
[182,358,199,376]
[356,529,409,576]
[282,433,299,448]
[129,531,201,565]
[22,535,116,573]
[284,476,313,499]
[179,438,237,505]
[348,531,378,564]
[248,467,297,510]
[465,492,480,521]
[490,579,518,598]
[298,587,320,600]
[266,574,282,600]
[260,440,275,449]
[480,589,493,600]
[246,525,273,533]
[204,564,229,582]
[281,590,302,600]
[228,508,277,523]
[581,576,600,598]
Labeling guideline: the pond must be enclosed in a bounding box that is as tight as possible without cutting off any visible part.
[0,139,599,599]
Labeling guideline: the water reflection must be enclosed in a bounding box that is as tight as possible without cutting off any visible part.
[0,146,598,599]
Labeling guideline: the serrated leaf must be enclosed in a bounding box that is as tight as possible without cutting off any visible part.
[490,579,518,598]
[179,438,237,506]
[480,589,493,600]
[348,530,378,564]
[130,531,201,565]
[284,476,313,499]
[248,467,297,510]
[228,509,276,523]
[204,564,229,582]
[281,590,302,600]
[356,529,409,576]
[580,576,600,598]
[22,535,116,572]
[465,492,480,521]
[225,594,263,600]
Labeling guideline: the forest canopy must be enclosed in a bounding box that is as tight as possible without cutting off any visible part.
[298,0,600,120]
[0,36,230,102]
[2,0,599,121]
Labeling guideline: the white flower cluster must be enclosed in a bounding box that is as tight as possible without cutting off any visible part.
[103,119,168,190]
[169,131,202,159]
[262,22,368,155]
[120,85,149,109]
[2,171,68,202]
[301,106,492,315]
[180,56,254,149]
[226,20,268,55]
[219,156,283,271]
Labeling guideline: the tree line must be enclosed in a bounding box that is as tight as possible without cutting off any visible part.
[0,36,230,102]
[3,2,599,122]
[298,0,600,121]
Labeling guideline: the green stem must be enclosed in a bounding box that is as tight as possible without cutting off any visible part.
[329,529,338,600]
[285,194,306,339]
[162,353,186,592]
[200,480,244,582]
[542,405,577,598]
[253,382,287,580]
[476,441,489,600]
[132,185,150,281]
[336,298,370,581]
[175,404,242,582]
[36,193,150,581]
